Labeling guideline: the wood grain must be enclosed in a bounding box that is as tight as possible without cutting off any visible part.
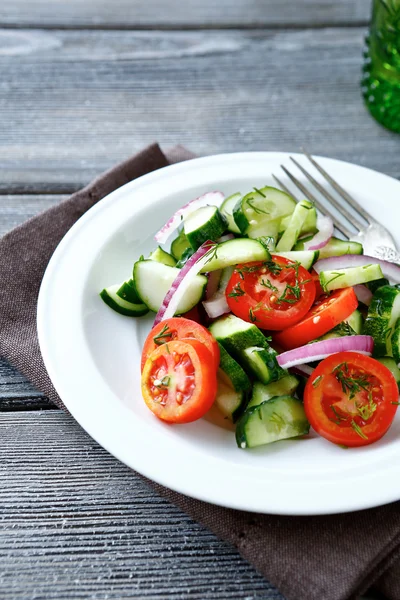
[0,27,399,192]
[0,410,284,599]
[0,1,369,29]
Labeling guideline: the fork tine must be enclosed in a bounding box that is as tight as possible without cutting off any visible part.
[272,174,301,201]
[289,156,365,233]
[280,164,352,239]
[301,148,373,225]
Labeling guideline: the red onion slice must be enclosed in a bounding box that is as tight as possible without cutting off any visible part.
[303,215,333,251]
[314,254,400,283]
[353,284,373,306]
[202,295,230,319]
[155,191,224,245]
[153,241,216,326]
[277,335,374,369]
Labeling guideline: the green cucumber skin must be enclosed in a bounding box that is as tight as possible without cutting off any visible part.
[170,230,191,260]
[218,343,252,392]
[247,376,299,409]
[184,207,227,250]
[116,278,142,304]
[235,395,310,449]
[363,285,400,357]
[210,315,270,357]
[319,264,383,292]
[280,207,317,236]
[149,246,177,267]
[377,356,400,391]
[220,193,242,234]
[100,287,149,317]
[391,319,400,364]
[243,346,285,385]
[294,236,363,258]
[367,278,389,294]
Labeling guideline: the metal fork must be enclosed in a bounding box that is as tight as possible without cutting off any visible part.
[273,149,400,263]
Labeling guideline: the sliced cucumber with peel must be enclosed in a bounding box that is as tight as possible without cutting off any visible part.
[100,284,149,317]
[273,250,318,271]
[199,238,270,273]
[247,375,299,409]
[294,236,363,258]
[149,246,177,267]
[345,309,363,334]
[233,186,296,236]
[116,278,142,304]
[210,314,270,356]
[377,356,400,391]
[276,200,314,252]
[280,206,317,236]
[214,375,246,422]
[319,263,383,292]
[220,193,242,234]
[236,395,310,449]
[133,260,207,314]
[218,343,251,392]
[184,205,227,250]
[242,346,284,385]
[390,319,400,364]
[170,229,191,260]
[363,285,400,357]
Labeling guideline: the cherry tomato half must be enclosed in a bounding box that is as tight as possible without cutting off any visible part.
[304,351,398,447]
[141,317,220,370]
[225,257,316,331]
[141,339,217,423]
[274,287,358,349]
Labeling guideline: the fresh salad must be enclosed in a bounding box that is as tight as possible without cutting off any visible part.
[100,185,400,450]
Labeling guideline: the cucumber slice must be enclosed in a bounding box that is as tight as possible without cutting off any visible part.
[100,284,149,317]
[367,278,389,294]
[133,260,207,314]
[209,314,270,356]
[280,206,317,236]
[184,205,227,250]
[236,395,310,449]
[319,264,383,292]
[377,356,400,391]
[391,319,400,364]
[294,236,363,258]
[149,246,177,267]
[218,343,251,392]
[170,229,191,260]
[116,278,142,304]
[220,193,242,234]
[175,247,194,268]
[247,375,300,409]
[247,218,281,243]
[242,346,285,385]
[276,200,314,252]
[233,186,296,235]
[199,238,270,273]
[214,375,246,422]
[345,309,363,334]
[273,250,318,271]
[363,285,400,357]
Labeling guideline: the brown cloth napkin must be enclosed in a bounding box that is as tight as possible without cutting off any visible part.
[1,143,400,600]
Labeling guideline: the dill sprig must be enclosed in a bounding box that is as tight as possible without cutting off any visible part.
[333,362,371,399]
[153,324,173,346]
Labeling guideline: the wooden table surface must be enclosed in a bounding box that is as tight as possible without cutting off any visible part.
[0,1,398,598]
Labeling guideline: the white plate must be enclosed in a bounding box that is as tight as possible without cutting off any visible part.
[37,152,400,516]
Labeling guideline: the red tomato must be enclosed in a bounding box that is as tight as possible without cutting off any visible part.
[225,257,316,331]
[141,317,220,370]
[274,287,358,349]
[141,339,217,423]
[304,352,398,447]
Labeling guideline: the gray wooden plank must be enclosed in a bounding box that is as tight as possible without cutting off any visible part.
[0,410,284,600]
[0,358,53,411]
[0,27,399,193]
[0,194,67,235]
[0,1,369,29]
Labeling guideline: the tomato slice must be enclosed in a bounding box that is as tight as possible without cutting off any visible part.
[225,257,316,331]
[304,352,398,447]
[141,317,220,370]
[274,287,358,349]
[141,339,217,423]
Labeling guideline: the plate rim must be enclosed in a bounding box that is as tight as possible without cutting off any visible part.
[37,151,400,516]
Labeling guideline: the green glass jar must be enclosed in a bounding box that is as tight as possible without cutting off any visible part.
[362,0,400,132]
